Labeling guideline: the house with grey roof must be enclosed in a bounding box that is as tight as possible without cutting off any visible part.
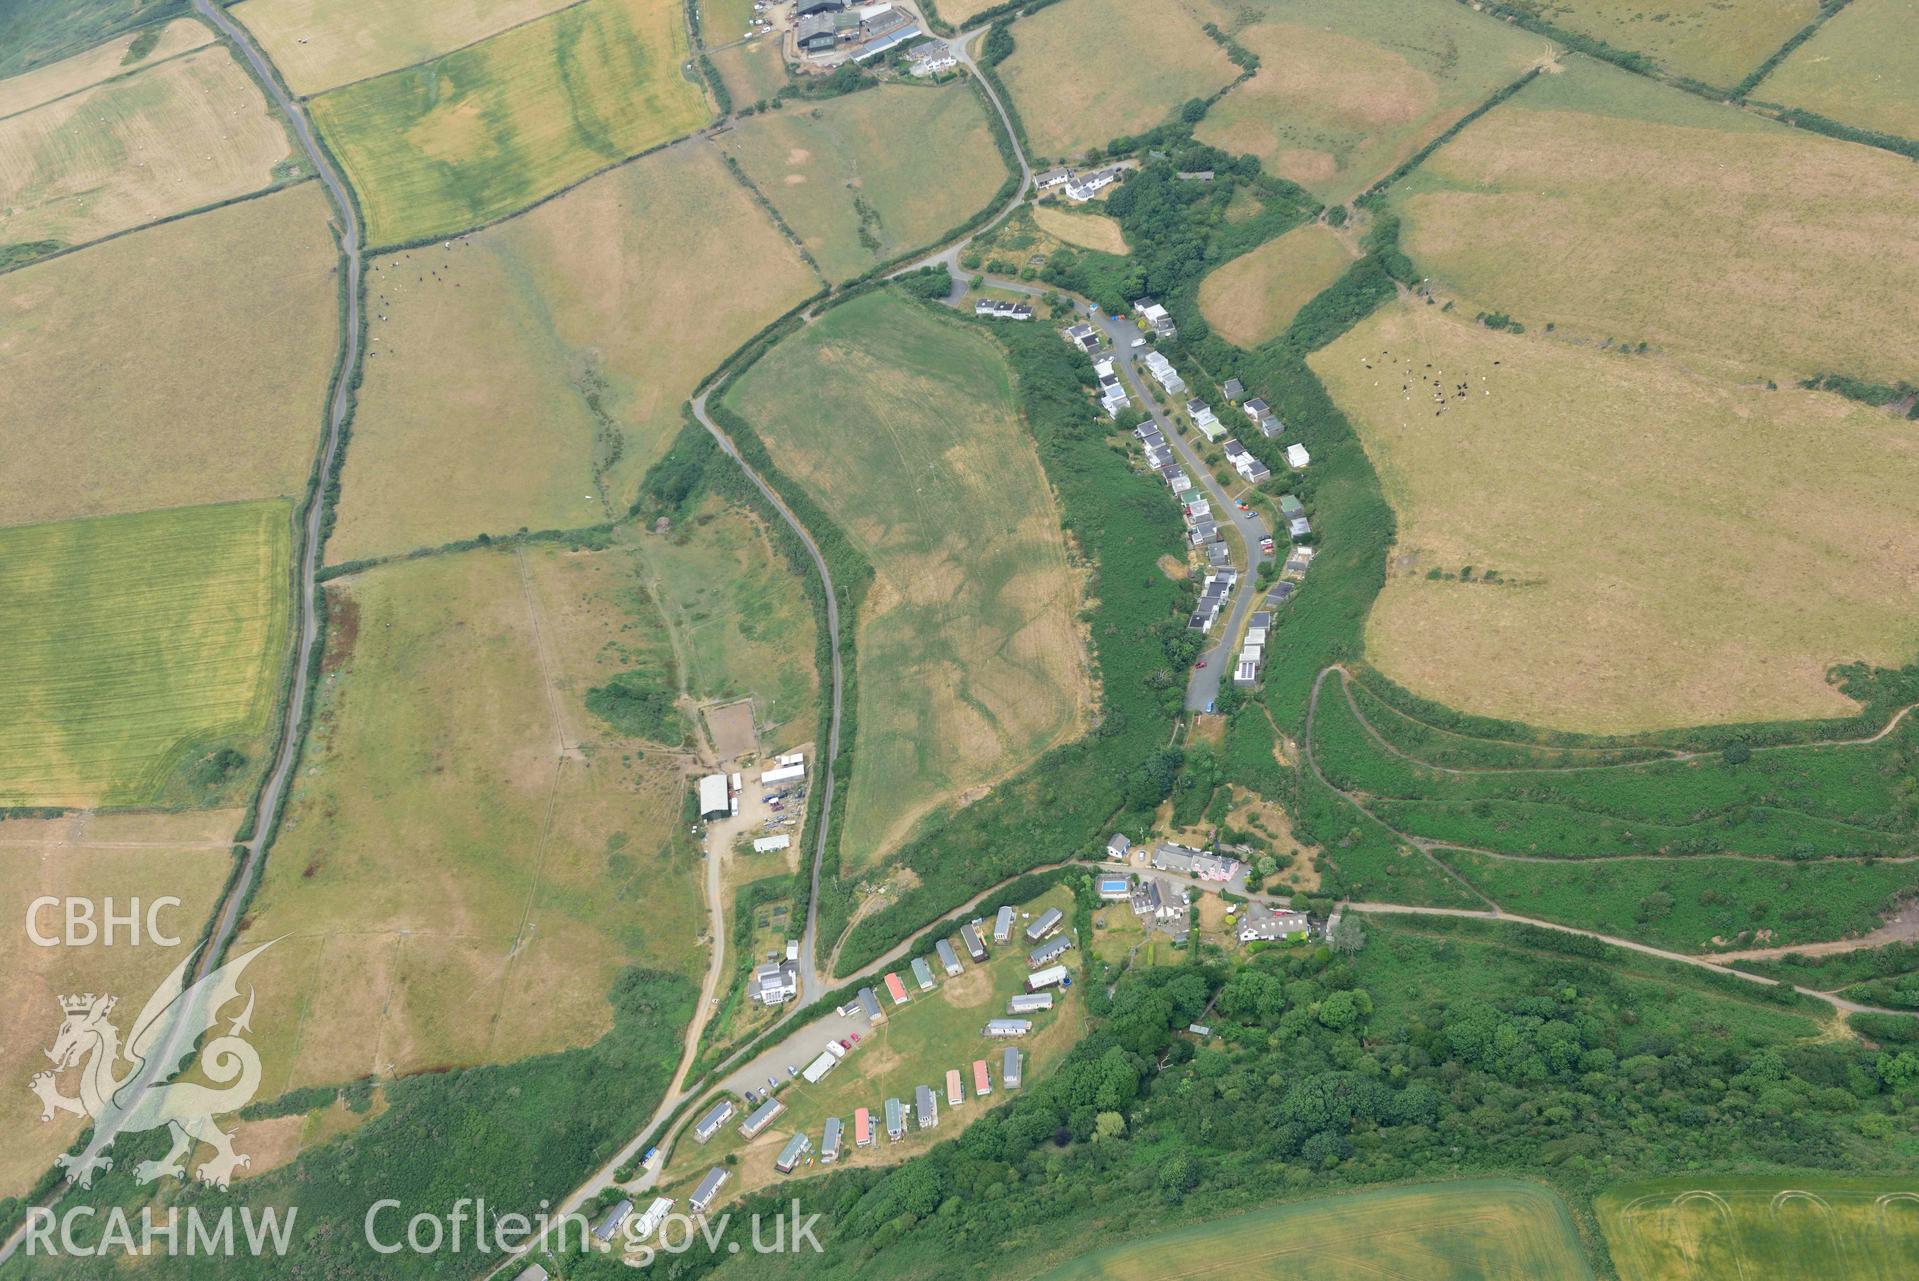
[690,1168,729,1214]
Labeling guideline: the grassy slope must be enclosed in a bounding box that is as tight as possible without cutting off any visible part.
[1309,299,1919,733]
[328,142,817,563]
[1390,56,1919,387]
[1200,222,1356,348]
[1489,0,1818,88]
[0,501,292,808]
[997,0,1238,161]
[307,0,709,246]
[1757,0,1919,143]
[1189,0,1550,202]
[232,542,702,1092]
[719,84,1008,282]
[726,292,1089,871]
[0,182,339,528]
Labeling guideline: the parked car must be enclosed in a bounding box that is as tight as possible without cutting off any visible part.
[1194,658,1207,669]
[1130,337,1146,348]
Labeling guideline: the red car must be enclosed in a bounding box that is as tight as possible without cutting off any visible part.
[1194,658,1208,669]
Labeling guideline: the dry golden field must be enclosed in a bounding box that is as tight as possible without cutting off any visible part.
[231,0,585,94]
[718,84,1008,282]
[0,821,234,1198]
[726,292,1091,869]
[327,143,817,563]
[0,44,293,248]
[1198,222,1356,348]
[1759,0,1919,142]
[1393,57,1919,387]
[232,544,702,1092]
[306,0,709,247]
[1032,201,1128,254]
[709,38,788,108]
[998,0,1237,161]
[1311,301,1919,733]
[0,16,211,118]
[1188,0,1549,202]
[0,183,339,528]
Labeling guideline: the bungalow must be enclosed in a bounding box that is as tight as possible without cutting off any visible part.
[1167,470,1194,493]
[1009,992,1055,1013]
[1034,166,1072,191]
[1030,935,1075,966]
[1003,1045,1023,1088]
[821,1116,843,1163]
[885,1097,906,1141]
[994,905,1015,943]
[1289,516,1312,539]
[1277,494,1304,519]
[690,1168,729,1215]
[694,1099,736,1143]
[1256,412,1283,438]
[1194,415,1224,442]
[1206,542,1232,567]
[1243,458,1272,483]
[973,1058,993,1096]
[740,1096,785,1139]
[915,1084,939,1129]
[1222,377,1245,400]
[911,955,936,991]
[856,986,884,1023]
[1251,610,1272,630]
[1239,904,1311,943]
[1025,906,1064,941]
[985,1018,1033,1037]
[975,298,1034,320]
[937,938,963,976]
[884,972,910,1005]
[1268,580,1295,605]
[1286,443,1311,469]
[1235,658,1259,687]
[1243,398,1269,420]
[1096,875,1131,901]
[775,1131,811,1174]
[946,1068,964,1107]
[961,920,988,961]
[854,1107,873,1147]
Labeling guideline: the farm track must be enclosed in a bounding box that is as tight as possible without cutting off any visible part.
[0,1,364,1264]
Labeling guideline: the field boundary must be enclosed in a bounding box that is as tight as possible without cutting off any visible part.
[280,0,598,100]
[0,32,217,125]
[0,176,316,278]
[1728,0,1856,100]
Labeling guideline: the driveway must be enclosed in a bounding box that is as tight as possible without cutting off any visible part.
[1087,308,1273,709]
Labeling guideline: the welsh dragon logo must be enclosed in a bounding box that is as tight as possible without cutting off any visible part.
[30,942,273,1190]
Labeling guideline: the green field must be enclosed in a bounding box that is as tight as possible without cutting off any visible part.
[0,501,291,808]
[642,493,819,752]
[725,292,1090,869]
[1488,0,1817,88]
[1390,56,1919,387]
[1598,1177,1919,1280]
[306,0,709,247]
[1758,0,1919,143]
[718,85,1009,282]
[1039,1180,1593,1280]
[0,0,190,79]
[1191,0,1551,202]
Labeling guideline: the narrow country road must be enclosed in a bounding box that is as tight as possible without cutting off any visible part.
[187,0,363,987]
[1090,309,1273,710]
[0,4,364,1265]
